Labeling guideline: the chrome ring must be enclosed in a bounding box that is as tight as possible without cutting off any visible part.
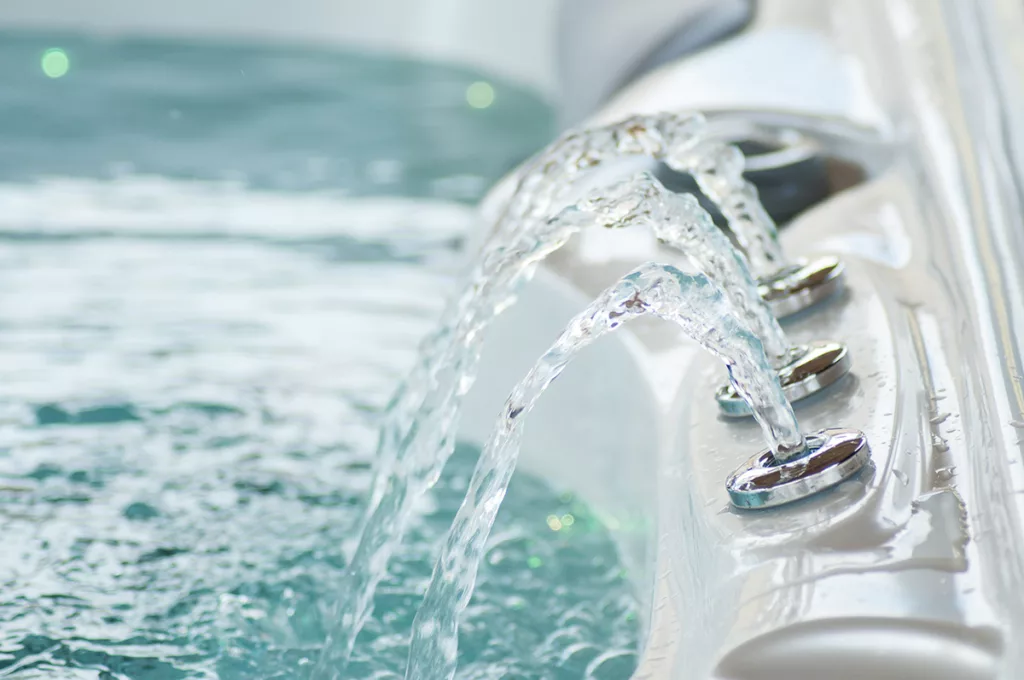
[716,341,851,418]
[758,255,845,319]
[726,428,870,509]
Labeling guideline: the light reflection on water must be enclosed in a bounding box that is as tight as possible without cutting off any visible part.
[0,32,639,678]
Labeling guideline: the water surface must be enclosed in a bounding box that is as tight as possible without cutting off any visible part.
[0,32,639,678]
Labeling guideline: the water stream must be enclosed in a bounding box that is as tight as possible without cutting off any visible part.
[406,262,803,679]
[565,172,790,364]
[316,113,790,675]
[680,141,788,278]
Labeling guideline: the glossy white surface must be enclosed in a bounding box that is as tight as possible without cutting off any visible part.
[467,1,1024,678]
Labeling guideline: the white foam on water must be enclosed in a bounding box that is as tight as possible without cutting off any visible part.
[0,175,476,245]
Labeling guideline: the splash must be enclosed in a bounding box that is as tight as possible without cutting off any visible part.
[315,112,787,676]
[562,172,790,364]
[494,111,788,278]
[678,140,787,278]
[406,262,803,679]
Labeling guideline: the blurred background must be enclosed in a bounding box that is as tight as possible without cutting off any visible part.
[0,2,668,678]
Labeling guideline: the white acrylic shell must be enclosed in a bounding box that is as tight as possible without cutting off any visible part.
[465,2,1024,677]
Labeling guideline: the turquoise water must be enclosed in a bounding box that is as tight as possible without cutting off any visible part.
[0,33,639,678]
